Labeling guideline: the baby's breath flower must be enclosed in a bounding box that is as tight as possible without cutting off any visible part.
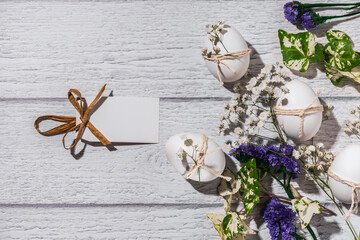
[234,127,243,135]
[229,113,238,123]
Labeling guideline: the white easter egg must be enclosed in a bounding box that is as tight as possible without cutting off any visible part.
[204,25,250,83]
[329,144,360,204]
[165,133,226,182]
[275,80,322,141]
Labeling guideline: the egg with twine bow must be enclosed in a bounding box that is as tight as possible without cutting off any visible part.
[202,25,251,85]
[328,145,360,219]
[165,133,230,182]
[274,79,323,142]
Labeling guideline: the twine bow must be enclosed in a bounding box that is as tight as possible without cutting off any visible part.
[274,91,323,138]
[328,168,360,220]
[202,49,251,86]
[183,134,232,181]
[34,84,112,150]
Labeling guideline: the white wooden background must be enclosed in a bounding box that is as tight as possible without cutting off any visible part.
[1,0,360,239]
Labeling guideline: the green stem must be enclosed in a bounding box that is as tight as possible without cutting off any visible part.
[302,2,360,8]
[322,11,360,21]
[269,99,286,144]
[271,173,318,240]
[303,166,358,239]
[215,32,229,53]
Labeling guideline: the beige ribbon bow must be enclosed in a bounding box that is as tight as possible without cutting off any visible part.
[34,84,112,150]
[328,168,360,220]
[202,49,251,86]
[274,91,323,138]
[183,134,231,181]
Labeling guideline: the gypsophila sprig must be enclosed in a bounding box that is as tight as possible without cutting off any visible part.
[217,63,290,144]
[294,143,335,179]
[344,104,360,137]
[202,21,228,57]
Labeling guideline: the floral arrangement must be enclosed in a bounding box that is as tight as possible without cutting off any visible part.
[201,21,228,58]
[283,1,360,29]
[278,29,360,85]
[206,64,360,240]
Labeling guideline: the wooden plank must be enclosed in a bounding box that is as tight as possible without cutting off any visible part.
[0,1,360,98]
[0,97,358,205]
[0,204,356,239]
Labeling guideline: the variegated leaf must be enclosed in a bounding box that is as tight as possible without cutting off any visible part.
[325,61,360,85]
[278,29,323,72]
[217,168,242,197]
[291,197,322,229]
[238,158,261,216]
[207,212,255,240]
[326,30,351,42]
[324,30,360,72]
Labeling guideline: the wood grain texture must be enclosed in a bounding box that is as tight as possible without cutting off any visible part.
[0,0,360,98]
[0,204,356,240]
[1,0,360,239]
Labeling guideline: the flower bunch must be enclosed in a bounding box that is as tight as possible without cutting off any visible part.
[230,144,300,175]
[217,63,289,143]
[262,198,297,240]
[293,143,335,178]
[284,1,360,29]
[201,21,228,57]
[344,105,360,137]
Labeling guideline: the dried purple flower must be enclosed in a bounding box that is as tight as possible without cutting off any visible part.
[230,144,300,175]
[301,10,318,29]
[284,2,300,23]
[262,198,296,240]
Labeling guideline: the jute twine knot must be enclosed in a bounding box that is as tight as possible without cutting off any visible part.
[274,91,323,138]
[328,168,360,220]
[34,84,112,150]
[183,134,231,181]
[202,49,251,86]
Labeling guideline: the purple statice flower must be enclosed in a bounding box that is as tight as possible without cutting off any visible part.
[283,2,300,23]
[301,10,318,29]
[262,198,296,240]
[229,144,300,175]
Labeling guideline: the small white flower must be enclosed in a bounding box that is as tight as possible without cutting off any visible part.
[257,121,265,128]
[229,99,238,108]
[281,86,289,93]
[213,46,221,53]
[234,127,243,135]
[293,150,300,159]
[280,70,288,78]
[248,77,258,87]
[351,109,356,114]
[271,75,281,83]
[201,47,207,55]
[258,81,267,91]
[208,35,215,41]
[259,111,270,121]
[318,151,324,158]
[229,113,238,123]
[206,28,212,34]
[305,149,312,156]
[273,88,283,98]
[307,145,316,152]
[232,93,241,101]
[239,137,249,144]
[316,143,324,149]
[244,118,252,126]
[251,94,259,102]
[242,94,249,102]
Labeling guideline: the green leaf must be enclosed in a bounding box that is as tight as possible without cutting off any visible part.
[326,30,351,42]
[238,158,261,216]
[217,168,242,197]
[324,31,360,71]
[324,61,360,85]
[291,197,322,229]
[207,212,255,240]
[278,29,323,72]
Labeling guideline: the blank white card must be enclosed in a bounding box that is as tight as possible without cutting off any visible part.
[76,96,159,144]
